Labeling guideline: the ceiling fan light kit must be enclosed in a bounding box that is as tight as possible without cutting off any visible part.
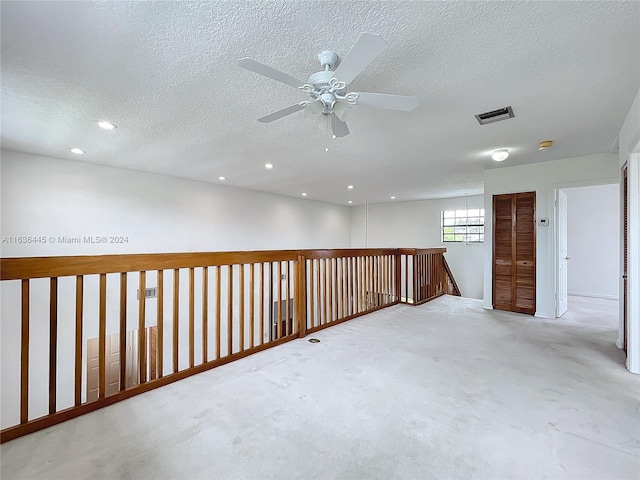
[238,33,419,139]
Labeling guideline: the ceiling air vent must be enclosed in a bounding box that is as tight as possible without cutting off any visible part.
[475,106,514,125]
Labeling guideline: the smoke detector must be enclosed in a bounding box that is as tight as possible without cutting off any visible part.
[539,140,553,151]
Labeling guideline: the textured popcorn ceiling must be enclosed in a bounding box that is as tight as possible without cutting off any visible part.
[1,1,638,205]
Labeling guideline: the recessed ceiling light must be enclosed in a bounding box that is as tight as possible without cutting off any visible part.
[301,192,307,196]
[390,196,396,199]
[491,148,509,162]
[348,201,353,204]
[347,185,354,189]
[265,163,274,169]
[70,148,86,155]
[97,121,117,130]
[218,176,226,181]
[332,135,336,139]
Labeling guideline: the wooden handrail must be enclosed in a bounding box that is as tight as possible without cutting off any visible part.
[0,250,302,280]
[443,256,462,296]
[396,247,447,255]
[0,247,461,443]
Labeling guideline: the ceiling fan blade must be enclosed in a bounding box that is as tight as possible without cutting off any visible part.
[238,58,305,89]
[353,92,418,111]
[332,33,387,85]
[331,113,350,137]
[257,103,306,123]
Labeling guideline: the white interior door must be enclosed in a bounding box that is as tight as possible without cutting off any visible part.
[558,190,569,317]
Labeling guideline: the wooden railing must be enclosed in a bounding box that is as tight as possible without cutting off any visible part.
[397,248,460,304]
[0,248,458,442]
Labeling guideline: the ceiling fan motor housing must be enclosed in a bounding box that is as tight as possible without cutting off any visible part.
[307,69,347,112]
[317,50,338,69]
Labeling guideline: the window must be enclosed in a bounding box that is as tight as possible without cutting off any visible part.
[442,209,485,243]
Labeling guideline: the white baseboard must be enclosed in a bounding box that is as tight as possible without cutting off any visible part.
[535,312,554,319]
[568,292,619,301]
[482,304,493,310]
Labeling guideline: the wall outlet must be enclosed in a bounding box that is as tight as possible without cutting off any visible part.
[137,287,157,299]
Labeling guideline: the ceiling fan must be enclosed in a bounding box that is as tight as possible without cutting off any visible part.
[238,33,418,138]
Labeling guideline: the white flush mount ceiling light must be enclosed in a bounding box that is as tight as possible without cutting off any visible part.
[491,148,509,162]
[348,201,353,204]
[301,192,307,196]
[97,121,117,130]
[218,176,226,181]
[390,196,396,199]
[237,33,418,139]
[264,163,274,169]
[70,148,86,155]
[347,185,354,189]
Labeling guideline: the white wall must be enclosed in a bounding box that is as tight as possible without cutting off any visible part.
[350,195,484,300]
[618,88,640,374]
[564,184,619,299]
[0,150,351,257]
[1,149,352,428]
[483,153,619,319]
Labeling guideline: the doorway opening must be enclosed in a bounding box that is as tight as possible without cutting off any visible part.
[556,183,619,325]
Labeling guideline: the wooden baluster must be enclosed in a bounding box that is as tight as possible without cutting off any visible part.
[157,271,163,378]
[202,267,208,363]
[309,259,315,329]
[215,266,221,359]
[138,271,147,384]
[249,263,255,348]
[173,269,179,373]
[330,258,335,320]
[333,258,342,320]
[345,258,350,316]
[415,254,419,301]
[260,263,264,346]
[119,273,127,389]
[386,255,390,302]
[99,274,107,397]
[74,276,83,406]
[352,257,356,314]
[268,262,273,342]
[297,255,306,337]
[404,255,408,303]
[239,264,245,351]
[359,256,364,311]
[20,279,30,423]
[316,259,321,326]
[189,268,195,368]
[49,277,58,414]
[228,265,233,355]
[285,261,290,336]
[382,256,387,304]
[338,257,343,319]
[368,256,372,308]
[277,261,282,339]
[324,259,330,324]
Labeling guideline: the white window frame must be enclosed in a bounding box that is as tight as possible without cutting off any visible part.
[442,209,485,243]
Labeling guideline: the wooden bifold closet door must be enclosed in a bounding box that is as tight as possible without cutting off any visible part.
[493,192,536,315]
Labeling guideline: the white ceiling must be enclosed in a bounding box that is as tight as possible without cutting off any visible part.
[1,1,638,205]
